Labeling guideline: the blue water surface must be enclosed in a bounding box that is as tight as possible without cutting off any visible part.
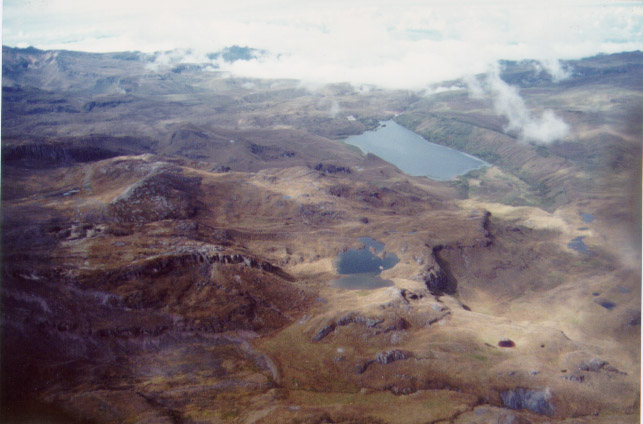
[333,237,399,290]
[344,120,487,180]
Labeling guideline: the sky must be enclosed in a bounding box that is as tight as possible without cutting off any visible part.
[3,0,642,90]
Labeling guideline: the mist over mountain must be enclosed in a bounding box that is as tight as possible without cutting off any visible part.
[4,1,642,87]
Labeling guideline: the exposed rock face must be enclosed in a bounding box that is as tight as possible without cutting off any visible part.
[108,171,201,223]
[374,349,410,365]
[312,312,409,342]
[562,373,585,383]
[577,357,625,375]
[312,322,337,342]
[578,358,608,372]
[420,264,450,293]
[314,163,351,174]
[500,388,554,416]
[399,289,425,302]
[76,246,302,333]
[355,349,412,374]
[83,97,134,112]
[1,238,309,421]
[337,312,385,328]
[413,212,492,296]
[298,202,344,225]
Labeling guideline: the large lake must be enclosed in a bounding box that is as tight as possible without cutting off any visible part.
[345,120,487,180]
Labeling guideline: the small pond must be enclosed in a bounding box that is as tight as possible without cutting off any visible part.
[596,300,616,310]
[344,120,487,180]
[332,237,399,290]
[579,213,594,223]
[568,236,592,255]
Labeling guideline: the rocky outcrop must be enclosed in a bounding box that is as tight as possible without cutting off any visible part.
[399,289,425,303]
[375,349,410,365]
[312,313,408,342]
[312,322,337,342]
[337,312,384,328]
[355,349,412,374]
[577,357,625,375]
[420,264,450,293]
[417,211,494,296]
[314,163,351,174]
[578,358,609,372]
[415,247,457,295]
[298,202,344,225]
[107,171,201,223]
[500,388,554,416]
[562,373,585,383]
[96,246,286,288]
[83,97,134,112]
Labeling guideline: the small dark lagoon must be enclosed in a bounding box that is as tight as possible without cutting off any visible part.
[579,213,594,223]
[345,120,488,180]
[333,237,399,290]
[568,236,592,255]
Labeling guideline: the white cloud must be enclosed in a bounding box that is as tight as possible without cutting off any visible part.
[144,49,214,72]
[522,110,570,144]
[538,58,572,82]
[466,64,570,144]
[2,0,643,89]
[423,84,463,96]
[328,100,341,118]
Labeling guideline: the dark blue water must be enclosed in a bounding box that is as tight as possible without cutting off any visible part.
[359,236,385,253]
[568,236,591,255]
[336,237,398,274]
[579,213,594,223]
[333,237,399,290]
[344,120,487,180]
[597,300,616,310]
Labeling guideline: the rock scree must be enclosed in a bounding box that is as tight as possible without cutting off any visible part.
[500,388,554,416]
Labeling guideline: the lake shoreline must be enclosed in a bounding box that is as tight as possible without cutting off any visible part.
[344,120,488,181]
